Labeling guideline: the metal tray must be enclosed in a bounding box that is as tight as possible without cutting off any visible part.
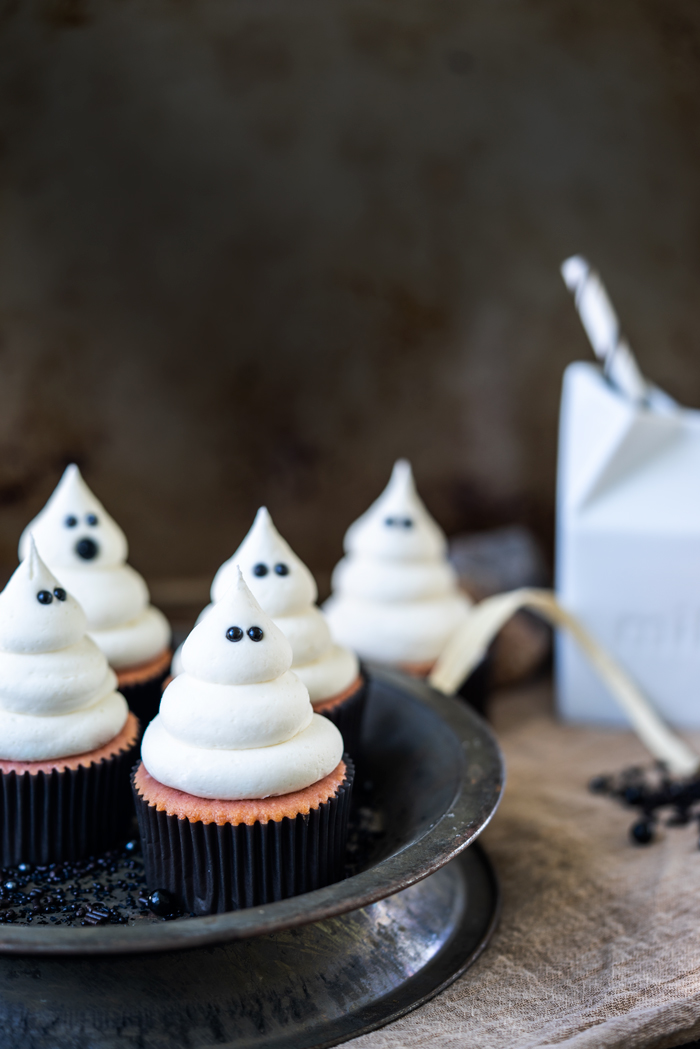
[0,667,504,1048]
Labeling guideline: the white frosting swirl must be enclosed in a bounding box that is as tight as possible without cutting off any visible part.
[324,460,472,665]
[20,465,171,670]
[210,508,359,703]
[141,568,343,800]
[0,539,128,761]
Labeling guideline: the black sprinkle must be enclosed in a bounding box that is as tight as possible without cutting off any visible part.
[591,762,700,848]
[630,820,655,845]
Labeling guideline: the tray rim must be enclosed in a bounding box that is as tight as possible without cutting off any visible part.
[308,843,501,1049]
[0,665,505,956]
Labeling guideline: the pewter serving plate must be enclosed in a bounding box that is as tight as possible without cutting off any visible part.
[0,667,504,1049]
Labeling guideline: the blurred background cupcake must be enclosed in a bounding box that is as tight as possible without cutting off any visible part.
[325,460,472,676]
[174,508,367,758]
[19,465,172,726]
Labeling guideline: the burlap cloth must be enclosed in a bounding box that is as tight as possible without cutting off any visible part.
[348,679,700,1049]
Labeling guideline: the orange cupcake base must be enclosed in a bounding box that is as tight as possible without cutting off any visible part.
[398,659,436,678]
[0,712,140,775]
[0,713,141,867]
[134,760,348,827]
[132,757,355,915]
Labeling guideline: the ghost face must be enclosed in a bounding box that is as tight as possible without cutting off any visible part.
[211,508,317,616]
[181,573,294,686]
[19,466,128,570]
[0,543,88,655]
[237,554,317,618]
[63,509,102,562]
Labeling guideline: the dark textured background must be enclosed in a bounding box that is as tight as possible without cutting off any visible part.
[1,0,699,601]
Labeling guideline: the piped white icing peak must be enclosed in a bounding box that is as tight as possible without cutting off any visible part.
[181,565,293,686]
[201,509,359,704]
[0,535,87,654]
[19,464,127,570]
[0,539,128,760]
[142,569,343,800]
[211,507,317,614]
[19,466,171,670]
[343,459,446,562]
[324,460,472,666]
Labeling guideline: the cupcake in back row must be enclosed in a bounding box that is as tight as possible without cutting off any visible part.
[211,508,366,754]
[134,569,353,915]
[0,539,139,865]
[20,465,172,725]
[324,460,472,675]
[174,508,367,755]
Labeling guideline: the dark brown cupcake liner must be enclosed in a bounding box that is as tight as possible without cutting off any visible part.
[0,737,140,867]
[119,665,171,727]
[315,675,368,760]
[132,758,354,915]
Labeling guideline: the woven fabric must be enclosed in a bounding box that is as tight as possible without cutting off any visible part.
[350,680,700,1049]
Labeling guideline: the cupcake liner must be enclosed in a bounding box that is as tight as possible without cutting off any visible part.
[0,738,140,867]
[119,666,170,727]
[315,678,368,760]
[133,758,354,915]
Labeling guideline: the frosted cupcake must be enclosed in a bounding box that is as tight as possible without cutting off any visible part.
[20,465,172,726]
[324,460,472,675]
[202,508,366,755]
[0,539,139,865]
[133,569,353,915]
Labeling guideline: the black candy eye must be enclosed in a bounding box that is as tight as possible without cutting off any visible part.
[274,563,289,576]
[253,563,268,577]
[86,513,98,526]
[226,626,244,642]
[53,588,66,601]
[384,516,413,528]
[65,516,78,528]
[247,626,264,642]
[37,590,53,605]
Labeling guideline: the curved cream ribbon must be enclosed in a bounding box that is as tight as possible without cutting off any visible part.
[428,588,700,778]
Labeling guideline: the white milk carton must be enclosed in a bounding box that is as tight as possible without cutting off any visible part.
[556,258,700,727]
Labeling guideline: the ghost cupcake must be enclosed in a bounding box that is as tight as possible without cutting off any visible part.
[198,508,366,756]
[324,460,472,675]
[133,569,352,915]
[20,465,172,726]
[0,539,139,865]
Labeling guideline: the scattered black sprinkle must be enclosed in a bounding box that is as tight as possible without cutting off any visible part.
[147,889,179,918]
[0,835,183,926]
[630,821,655,846]
[590,763,700,848]
[0,796,387,927]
